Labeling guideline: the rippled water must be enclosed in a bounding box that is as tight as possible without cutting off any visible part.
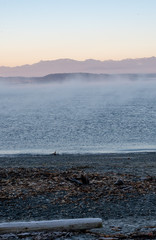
[0,77,156,155]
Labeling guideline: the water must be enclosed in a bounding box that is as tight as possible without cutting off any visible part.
[0,76,156,155]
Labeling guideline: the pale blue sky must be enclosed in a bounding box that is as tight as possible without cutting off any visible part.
[0,0,156,66]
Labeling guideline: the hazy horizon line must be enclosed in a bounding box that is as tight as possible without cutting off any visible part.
[1,56,156,68]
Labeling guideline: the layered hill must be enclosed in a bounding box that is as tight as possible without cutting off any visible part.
[0,72,156,85]
[0,57,156,77]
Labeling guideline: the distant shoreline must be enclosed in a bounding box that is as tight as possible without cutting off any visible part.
[1,72,156,84]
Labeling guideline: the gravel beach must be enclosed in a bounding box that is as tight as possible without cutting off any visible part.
[0,152,156,239]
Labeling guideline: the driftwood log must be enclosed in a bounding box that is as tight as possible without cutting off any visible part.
[0,218,102,233]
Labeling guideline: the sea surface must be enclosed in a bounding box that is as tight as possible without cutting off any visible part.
[0,75,156,155]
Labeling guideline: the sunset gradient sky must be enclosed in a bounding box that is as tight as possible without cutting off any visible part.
[1,0,156,66]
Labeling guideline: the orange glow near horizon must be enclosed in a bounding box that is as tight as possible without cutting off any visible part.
[0,0,156,67]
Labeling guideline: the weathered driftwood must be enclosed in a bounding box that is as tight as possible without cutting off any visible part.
[65,174,89,185]
[65,177,82,185]
[0,218,102,233]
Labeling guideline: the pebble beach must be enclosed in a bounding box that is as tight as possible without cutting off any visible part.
[0,152,156,239]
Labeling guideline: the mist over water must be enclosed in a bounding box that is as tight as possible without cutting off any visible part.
[0,75,156,155]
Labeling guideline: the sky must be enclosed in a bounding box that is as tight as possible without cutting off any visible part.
[0,0,156,67]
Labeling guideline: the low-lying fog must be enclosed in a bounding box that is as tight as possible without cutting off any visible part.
[0,75,156,155]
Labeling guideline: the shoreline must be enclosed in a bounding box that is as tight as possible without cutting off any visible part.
[0,149,156,156]
[0,152,156,176]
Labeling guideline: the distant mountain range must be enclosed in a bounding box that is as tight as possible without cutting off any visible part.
[0,57,156,77]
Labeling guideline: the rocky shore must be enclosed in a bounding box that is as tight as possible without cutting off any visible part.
[0,152,156,239]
